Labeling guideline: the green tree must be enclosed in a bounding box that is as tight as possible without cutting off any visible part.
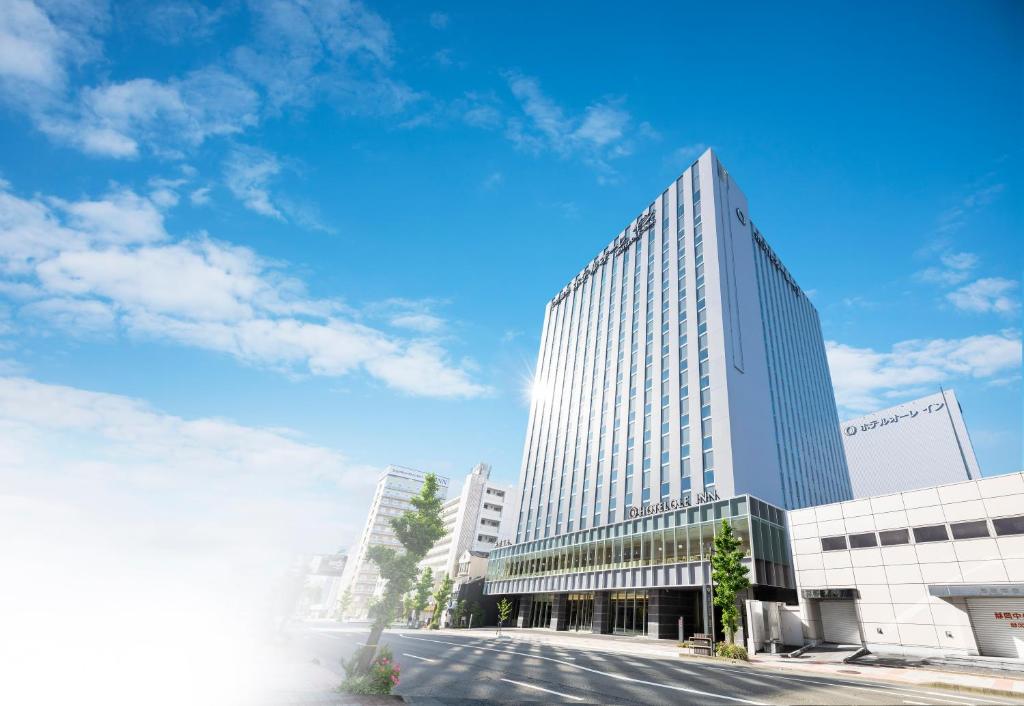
[336,588,353,622]
[496,597,512,636]
[710,519,751,644]
[410,567,433,624]
[357,473,445,672]
[451,599,467,627]
[430,573,453,629]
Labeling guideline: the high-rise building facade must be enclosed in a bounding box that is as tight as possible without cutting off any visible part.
[486,150,848,639]
[514,148,850,546]
[841,389,980,498]
[420,463,516,581]
[340,465,449,619]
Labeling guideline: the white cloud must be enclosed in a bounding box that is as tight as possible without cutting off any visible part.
[0,181,490,398]
[0,0,71,87]
[22,296,115,333]
[668,143,707,166]
[915,250,978,286]
[503,72,645,176]
[54,187,168,244]
[947,277,1020,315]
[189,186,212,205]
[0,375,380,705]
[224,145,283,219]
[428,11,449,29]
[44,68,261,159]
[827,331,1022,415]
[2,0,412,158]
[481,171,503,190]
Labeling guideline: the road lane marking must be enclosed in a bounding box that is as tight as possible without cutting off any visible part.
[401,653,437,663]
[904,701,929,705]
[395,634,766,705]
[501,678,583,701]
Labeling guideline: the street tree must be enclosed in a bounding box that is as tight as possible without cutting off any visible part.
[336,588,353,622]
[410,567,433,625]
[710,518,751,644]
[357,473,445,671]
[496,597,512,636]
[430,573,453,629]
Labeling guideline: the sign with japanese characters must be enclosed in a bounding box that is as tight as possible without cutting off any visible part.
[843,400,947,437]
[550,207,656,308]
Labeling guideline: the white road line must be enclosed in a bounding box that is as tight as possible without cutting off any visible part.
[395,634,766,705]
[401,653,437,663]
[904,701,929,705]
[501,678,583,701]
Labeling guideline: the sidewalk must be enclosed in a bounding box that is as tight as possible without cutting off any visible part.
[429,628,1024,699]
[744,651,1024,699]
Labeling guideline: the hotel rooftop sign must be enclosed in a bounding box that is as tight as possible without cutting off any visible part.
[550,207,656,308]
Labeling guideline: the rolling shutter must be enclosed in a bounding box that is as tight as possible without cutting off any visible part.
[966,598,1024,658]
[820,600,861,645]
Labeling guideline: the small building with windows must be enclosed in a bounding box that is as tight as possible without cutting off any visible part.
[484,493,795,639]
[789,472,1024,659]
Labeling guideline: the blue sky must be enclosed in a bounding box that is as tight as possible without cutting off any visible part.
[0,0,1021,568]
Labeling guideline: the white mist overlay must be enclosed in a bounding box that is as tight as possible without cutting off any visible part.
[0,377,378,706]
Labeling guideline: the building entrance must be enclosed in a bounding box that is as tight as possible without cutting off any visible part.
[566,593,594,632]
[527,594,553,628]
[610,590,648,636]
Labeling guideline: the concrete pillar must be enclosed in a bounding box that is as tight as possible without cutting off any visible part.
[516,594,534,628]
[550,593,568,631]
[591,592,611,634]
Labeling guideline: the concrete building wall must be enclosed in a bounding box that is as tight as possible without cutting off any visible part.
[421,463,514,582]
[788,472,1024,657]
[841,389,981,498]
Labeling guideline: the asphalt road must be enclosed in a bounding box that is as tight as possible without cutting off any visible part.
[288,624,1021,706]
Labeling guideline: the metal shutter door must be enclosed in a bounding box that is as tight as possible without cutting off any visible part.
[820,600,861,645]
[966,598,1024,658]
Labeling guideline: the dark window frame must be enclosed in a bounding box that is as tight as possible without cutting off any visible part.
[913,524,950,544]
[949,520,990,540]
[820,535,848,552]
[848,532,878,549]
[993,515,1024,537]
[878,529,910,546]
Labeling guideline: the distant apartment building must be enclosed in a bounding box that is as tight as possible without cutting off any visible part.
[341,465,449,619]
[421,463,516,582]
[841,389,981,498]
[293,552,347,619]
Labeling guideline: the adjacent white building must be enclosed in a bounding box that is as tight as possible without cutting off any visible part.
[340,465,449,619]
[421,463,515,581]
[841,389,981,498]
[789,472,1024,658]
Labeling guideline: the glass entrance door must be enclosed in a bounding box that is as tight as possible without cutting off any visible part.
[566,593,594,631]
[610,590,648,636]
[529,594,553,628]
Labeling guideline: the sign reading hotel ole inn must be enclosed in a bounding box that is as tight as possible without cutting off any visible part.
[627,490,720,519]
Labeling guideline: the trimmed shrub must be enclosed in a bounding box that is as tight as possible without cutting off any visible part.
[715,642,749,661]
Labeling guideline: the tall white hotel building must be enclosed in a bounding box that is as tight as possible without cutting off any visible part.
[487,150,852,637]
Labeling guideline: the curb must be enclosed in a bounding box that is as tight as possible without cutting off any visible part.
[918,681,1024,700]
